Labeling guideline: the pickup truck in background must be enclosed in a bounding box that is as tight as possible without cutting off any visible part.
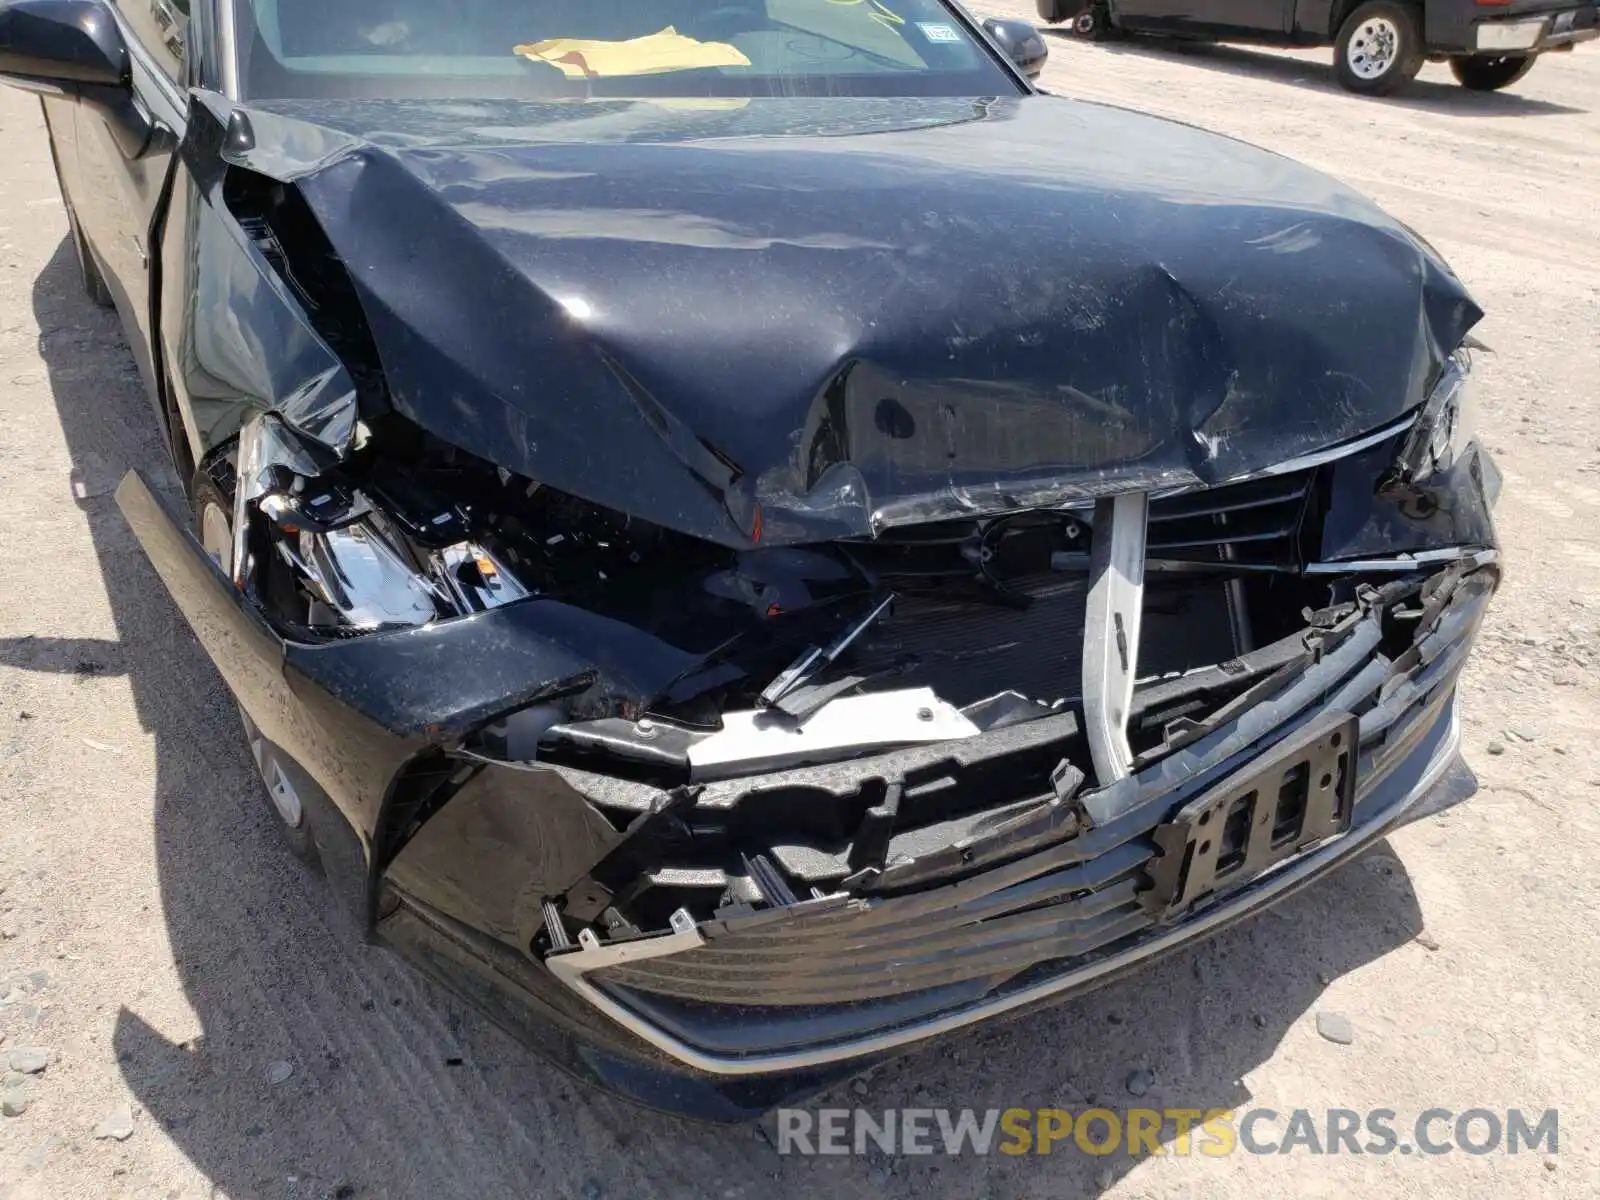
[1037,0,1599,94]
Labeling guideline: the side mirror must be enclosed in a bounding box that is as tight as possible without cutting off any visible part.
[0,0,129,96]
[982,17,1049,80]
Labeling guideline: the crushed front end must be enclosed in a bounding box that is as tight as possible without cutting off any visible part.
[116,329,1498,1108]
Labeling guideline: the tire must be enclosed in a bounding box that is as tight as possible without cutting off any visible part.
[1333,1,1423,96]
[241,712,320,865]
[1072,4,1115,39]
[1449,54,1536,91]
[189,466,319,867]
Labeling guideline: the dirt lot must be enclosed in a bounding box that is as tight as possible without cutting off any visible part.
[2,18,1598,1200]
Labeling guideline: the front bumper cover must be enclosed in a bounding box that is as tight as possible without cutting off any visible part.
[539,567,1489,1074]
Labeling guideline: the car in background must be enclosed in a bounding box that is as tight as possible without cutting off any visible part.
[1038,0,1599,94]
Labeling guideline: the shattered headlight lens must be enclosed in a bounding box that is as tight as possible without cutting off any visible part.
[1395,349,1476,481]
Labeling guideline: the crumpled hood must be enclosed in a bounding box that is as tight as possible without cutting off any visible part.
[225,94,1480,546]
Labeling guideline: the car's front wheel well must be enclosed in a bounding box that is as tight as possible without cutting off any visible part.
[1328,0,1418,42]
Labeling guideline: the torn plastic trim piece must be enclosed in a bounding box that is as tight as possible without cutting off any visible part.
[561,787,702,924]
[1303,547,1496,574]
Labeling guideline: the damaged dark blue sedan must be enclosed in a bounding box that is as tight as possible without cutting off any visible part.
[0,0,1498,1118]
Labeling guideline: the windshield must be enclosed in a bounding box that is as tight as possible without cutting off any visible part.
[229,0,1019,100]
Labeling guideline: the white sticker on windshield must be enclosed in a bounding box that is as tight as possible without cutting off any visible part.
[915,22,962,43]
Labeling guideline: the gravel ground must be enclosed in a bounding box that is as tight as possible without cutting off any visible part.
[2,20,1598,1200]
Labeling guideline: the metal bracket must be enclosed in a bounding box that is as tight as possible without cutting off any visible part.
[1143,711,1358,919]
[1082,491,1148,785]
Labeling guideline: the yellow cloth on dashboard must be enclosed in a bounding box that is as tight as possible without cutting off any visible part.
[513,27,751,78]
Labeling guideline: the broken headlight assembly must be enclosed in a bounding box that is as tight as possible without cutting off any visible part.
[224,412,736,650]
[1392,349,1477,483]
[225,414,551,637]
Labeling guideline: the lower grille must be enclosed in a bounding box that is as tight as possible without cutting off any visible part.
[595,840,1153,1006]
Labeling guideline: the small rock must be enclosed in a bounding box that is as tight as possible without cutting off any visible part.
[92,1103,135,1141]
[2,1092,30,1117]
[1125,1068,1155,1097]
[581,1179,603,1200]
[851,1078,868,1097]
[1414,931,1441,951]
[1317,970,1332,985]
[0,926,17,940]
[1251,1013,1267,1028]
[1095,1167,1114,1191]
[1545,1157,1558,1172]
[8,1047,53,1074]
[1316,1012,1355,1045]
[1486,741,1507,756]
[266,1060,293,1085]
[868,1165,891,1186]
[1106,1012,1123,1025]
